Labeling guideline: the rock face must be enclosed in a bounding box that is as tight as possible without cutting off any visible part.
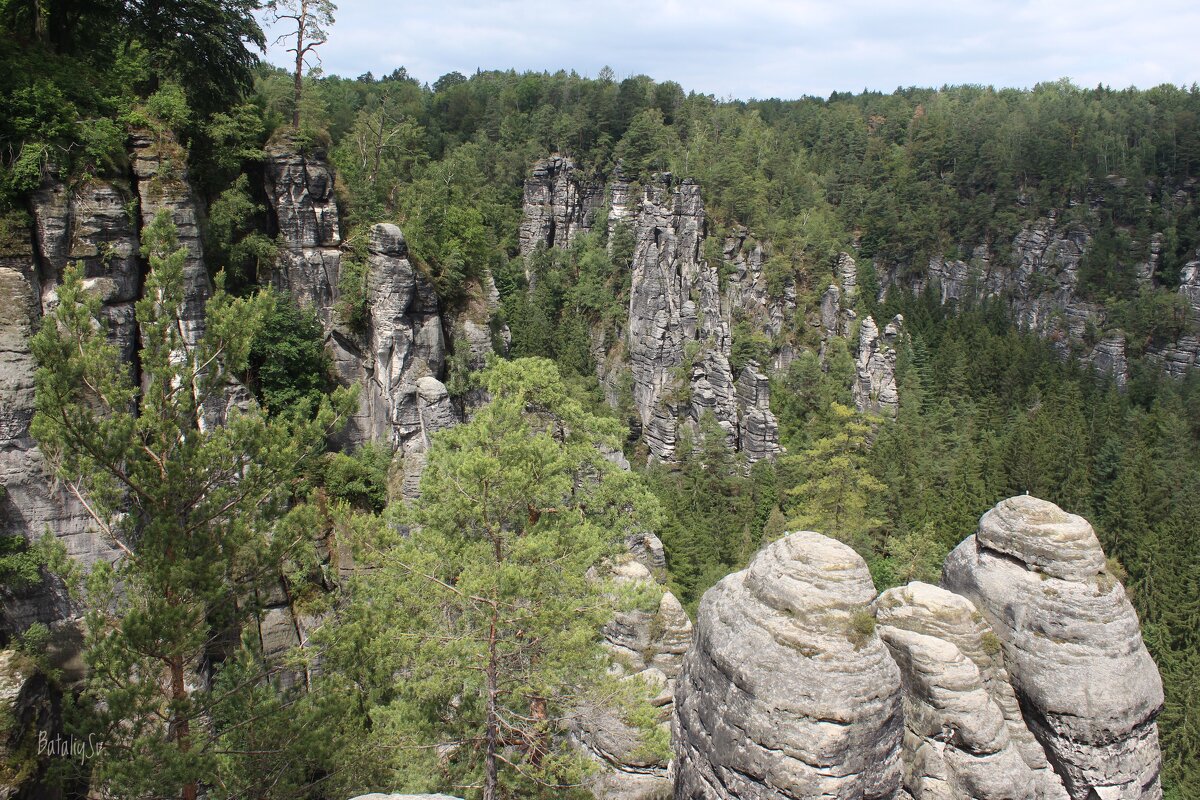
[673,531,904,799]
[941,496,1164,799]
[332,223,447,451]
[518,155,605,260]
[853,315,903,417]
[131,131,211,351]
[30,176,141,365]
[877,216,1149,385]
[264,136,342,321]
[735,363,782,461]
[875,582,1068,800]
[575,534,692,800]
[0,232,113,638]
[518,158,783,464]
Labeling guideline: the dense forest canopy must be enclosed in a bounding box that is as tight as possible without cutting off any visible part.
[1,2,1199,797]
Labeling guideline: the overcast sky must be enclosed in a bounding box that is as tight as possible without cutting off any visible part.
[261,0,1199,99]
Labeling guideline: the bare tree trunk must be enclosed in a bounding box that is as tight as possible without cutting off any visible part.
[292,36,303,129]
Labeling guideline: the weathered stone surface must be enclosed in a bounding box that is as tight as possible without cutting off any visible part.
[518,162,782,464]
[348,794,463,800]
[264,136,341,321]
[31,177,141,365]
[1,649,55,799]
[879,626,1038,800]
[518,155,605,260]
[721,232,796,340]
[0,239,112,637]
[941,497,1164,800]
[876,217,1200,382]
[1087,331,1129,389]
[577,539,693,800]
[674,531,904,799]
[735,362,782,463]
[131,131,210,351]
[853,315,903,416]
[875,582,1068,799]
[625,177,734,461]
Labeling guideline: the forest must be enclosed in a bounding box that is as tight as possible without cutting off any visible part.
[1,1,1199,798]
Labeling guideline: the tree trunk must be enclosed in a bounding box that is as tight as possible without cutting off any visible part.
[170,656,196,800]
[292,41,303,129]
[484,615,499,800]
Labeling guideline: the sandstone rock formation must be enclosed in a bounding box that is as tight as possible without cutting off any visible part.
[941,496,1164,799]
[853,315,903,417]
[875,582,1068,800]
[735,362,782,461]
[519,154,605,260]
[673,496,1163,800]
[0,232,113,638]
[131,131,211,351]
[518,158,783,464]
[875,216,1159,385]
[264,135,341,321]
[576,538,692,799]
[673,531,904,799]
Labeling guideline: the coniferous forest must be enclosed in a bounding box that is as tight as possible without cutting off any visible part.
[1,2,1199,799]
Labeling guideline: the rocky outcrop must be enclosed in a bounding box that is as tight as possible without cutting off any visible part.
[30,176,141,365]
[331,223,447,450]
[941,496,1164,799]
[625,177,738,461]
[721,232,796,342]
[735,362,782,462]
[875,216,1168,384]
[875,582,1068,800]
[853,315,903,417]
[518,159,783,464]
[0,233,113,637]
[131,131,211,351]
[576,538,691,799]
[1,649,55,799]
[264,136,341,321]
[518,155,606,260]
[673,530,904,799]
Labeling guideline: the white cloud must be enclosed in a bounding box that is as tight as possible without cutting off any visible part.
[261,0,1200,97]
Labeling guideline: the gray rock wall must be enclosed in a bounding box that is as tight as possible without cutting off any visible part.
[673,531,905,799]
[518,158,783,464]
[941,497,1164,799]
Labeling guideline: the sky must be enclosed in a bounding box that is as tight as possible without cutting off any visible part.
[261,0,1200,100]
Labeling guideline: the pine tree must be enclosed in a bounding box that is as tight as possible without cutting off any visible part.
[329,358,663,799]
[30,212,352,800]
[784,403,887,558]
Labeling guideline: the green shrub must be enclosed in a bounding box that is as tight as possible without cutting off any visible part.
[323,444,392,512]
[248,293,331,416]
[847,607,876,649]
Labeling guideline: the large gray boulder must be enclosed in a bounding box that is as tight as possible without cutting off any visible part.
[875,582,1068,799]
[673,531,904,799]
[941,496,1164,800]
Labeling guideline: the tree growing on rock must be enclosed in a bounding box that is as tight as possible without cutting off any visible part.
[31,211,352,799]
[266,0,336,129]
